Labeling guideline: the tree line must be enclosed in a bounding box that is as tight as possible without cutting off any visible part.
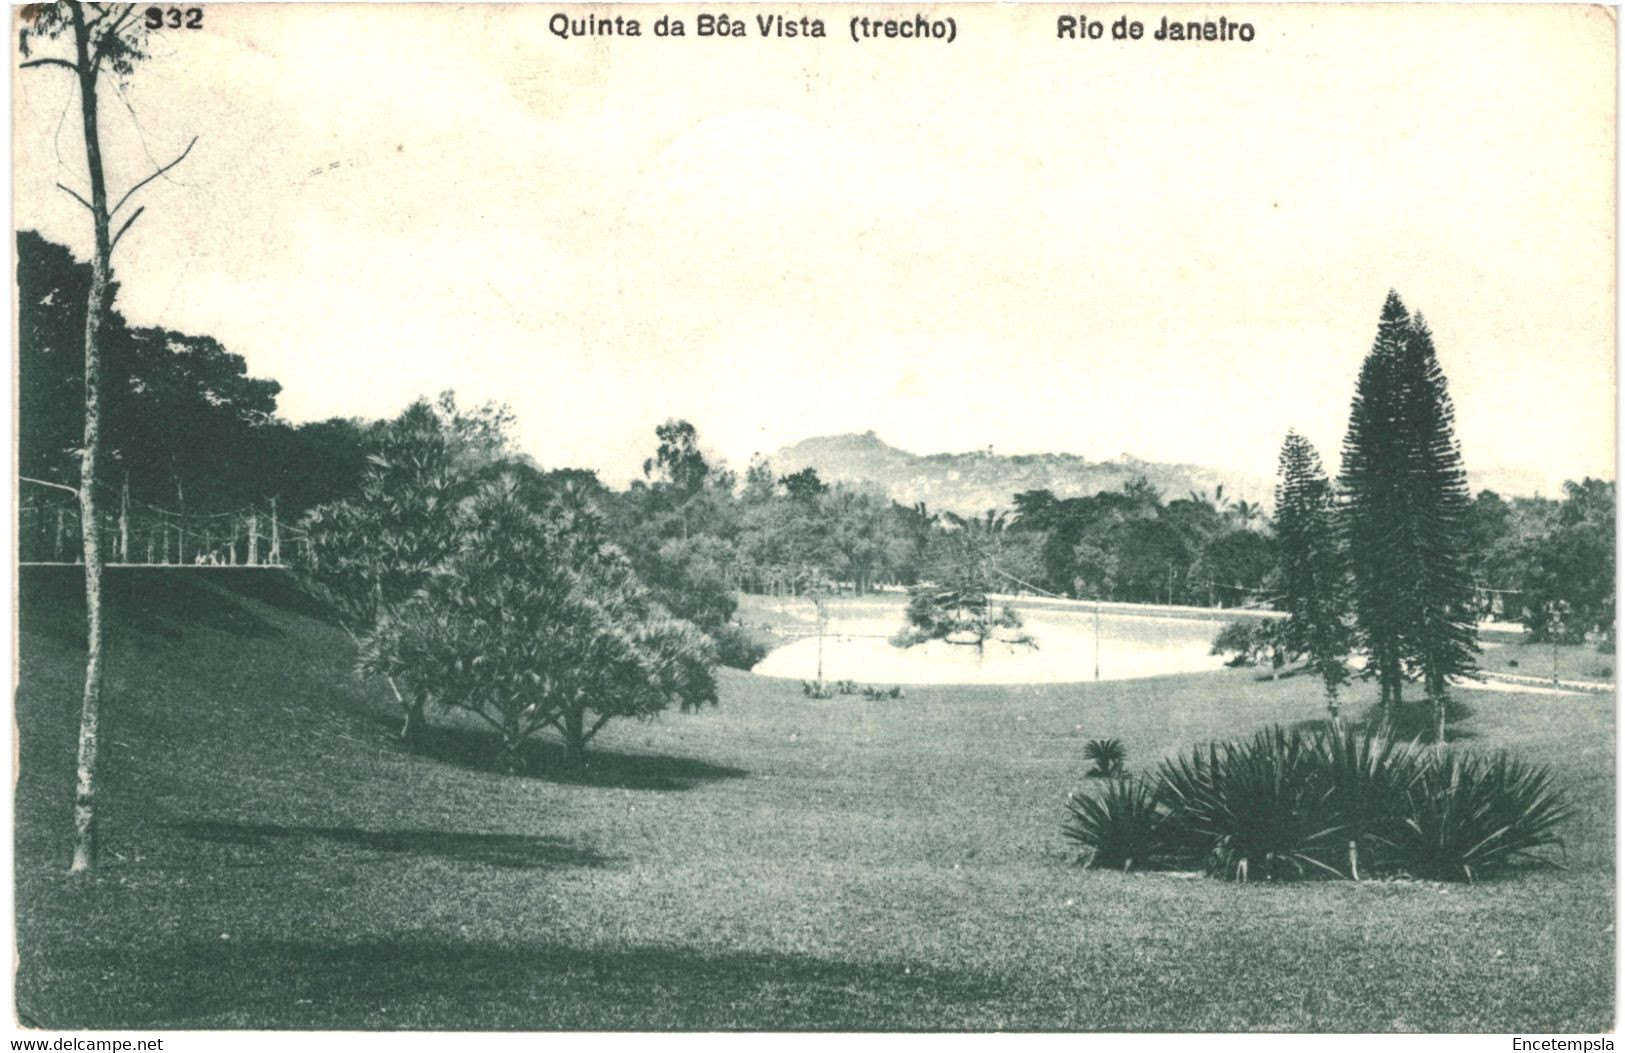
[19,225,1614,783]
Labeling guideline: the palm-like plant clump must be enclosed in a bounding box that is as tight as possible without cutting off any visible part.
[1393,752,1575,883]
[1083,738,1127,778]
[1062,724,1572,884]
[1063,777,1168,872]
[1157,728,1345,881]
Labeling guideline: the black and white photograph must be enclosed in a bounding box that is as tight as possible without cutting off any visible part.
[8,1,1617,1036]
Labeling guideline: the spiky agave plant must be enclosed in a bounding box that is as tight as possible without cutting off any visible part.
[1063,777,1174,872]
[1157,726,1346,882]
[1393,751,1574,882]
[1312,723,1429,878]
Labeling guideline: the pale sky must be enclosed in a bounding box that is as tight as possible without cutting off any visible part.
[12,4,1616,493]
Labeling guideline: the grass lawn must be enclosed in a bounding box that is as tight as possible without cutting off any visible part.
[14,568,1615,1031]
[1480,639,1615,685]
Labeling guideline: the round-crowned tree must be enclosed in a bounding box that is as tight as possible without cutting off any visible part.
[362,474,717,771]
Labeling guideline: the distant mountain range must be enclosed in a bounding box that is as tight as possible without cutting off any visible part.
[769,432,1275,517]
[767,432,1569,517]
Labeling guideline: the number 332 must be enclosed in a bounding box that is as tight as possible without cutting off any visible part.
[144,7,204,29]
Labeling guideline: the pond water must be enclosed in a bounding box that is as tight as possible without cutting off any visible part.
[748,597,1234,685]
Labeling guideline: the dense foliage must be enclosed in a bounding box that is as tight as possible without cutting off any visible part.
[361,474,718,769]
[299,395,508,738]
[1273,432,1351,715]
[1341,293,1480,736]
[18,231,369,521]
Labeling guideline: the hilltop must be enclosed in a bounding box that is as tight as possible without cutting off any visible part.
[769,431,1274,515]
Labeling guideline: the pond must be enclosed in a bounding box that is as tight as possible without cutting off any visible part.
[748,596,1241,685]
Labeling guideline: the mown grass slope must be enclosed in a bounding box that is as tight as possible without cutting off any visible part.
[14,568,1614,1030]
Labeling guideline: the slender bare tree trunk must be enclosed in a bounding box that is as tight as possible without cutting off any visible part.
[70,3,112,874]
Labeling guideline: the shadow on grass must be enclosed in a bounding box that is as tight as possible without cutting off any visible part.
[19,566,284,645]
[164,820,607,871]
[210,570,348,625]
[378,718,749,791]
[1288,694,1480,743]
[18,937,1015,1030]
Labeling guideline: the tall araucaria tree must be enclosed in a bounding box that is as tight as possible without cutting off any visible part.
[1341,293,1480,738]
[1340,291,1418,721]
[1392,314,1480,741]
[1274,430,1351,720]
[21,1,197,872]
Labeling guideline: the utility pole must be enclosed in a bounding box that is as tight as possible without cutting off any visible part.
[1094,598,1101,682]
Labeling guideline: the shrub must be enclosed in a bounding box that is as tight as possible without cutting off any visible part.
[1209,620,1258,667]
[1083,738,1126,778]
[1063,777,1172,872]
[1156,727,1346,881]
[1063,722,1574,885]
[1391,751,1574,882]
[889,627,930,649]
[713,624,769,671]
[1209,619,1296,677]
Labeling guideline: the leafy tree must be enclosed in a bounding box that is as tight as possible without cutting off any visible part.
[643,418,709,497]
[301,395,506,740]
[640,535,738,630]
[906,581,994,647]
[823,486,896,593]
[363,475,718,769]
[780,467,828,503]
[18,231,366,528]
[1274,431,1351,718]
[1521,479,1615,645]
[740,453,777,504]
[1197,529,1276,608]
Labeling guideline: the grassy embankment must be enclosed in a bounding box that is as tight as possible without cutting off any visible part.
[15,568,1614,1030]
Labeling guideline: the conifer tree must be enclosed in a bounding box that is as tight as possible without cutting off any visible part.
[1340,291,1416,718]
[1274,431,1351,719]
[1393,314,1480,740]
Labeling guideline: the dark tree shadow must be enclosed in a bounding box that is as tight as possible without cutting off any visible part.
[1289,695,1480,743]
[163,820,607,871]
[359,715,747,790]
[209,570,347,625]
[108,571,285,641]
[17,937,1021,1030]
[19,566,285,644]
